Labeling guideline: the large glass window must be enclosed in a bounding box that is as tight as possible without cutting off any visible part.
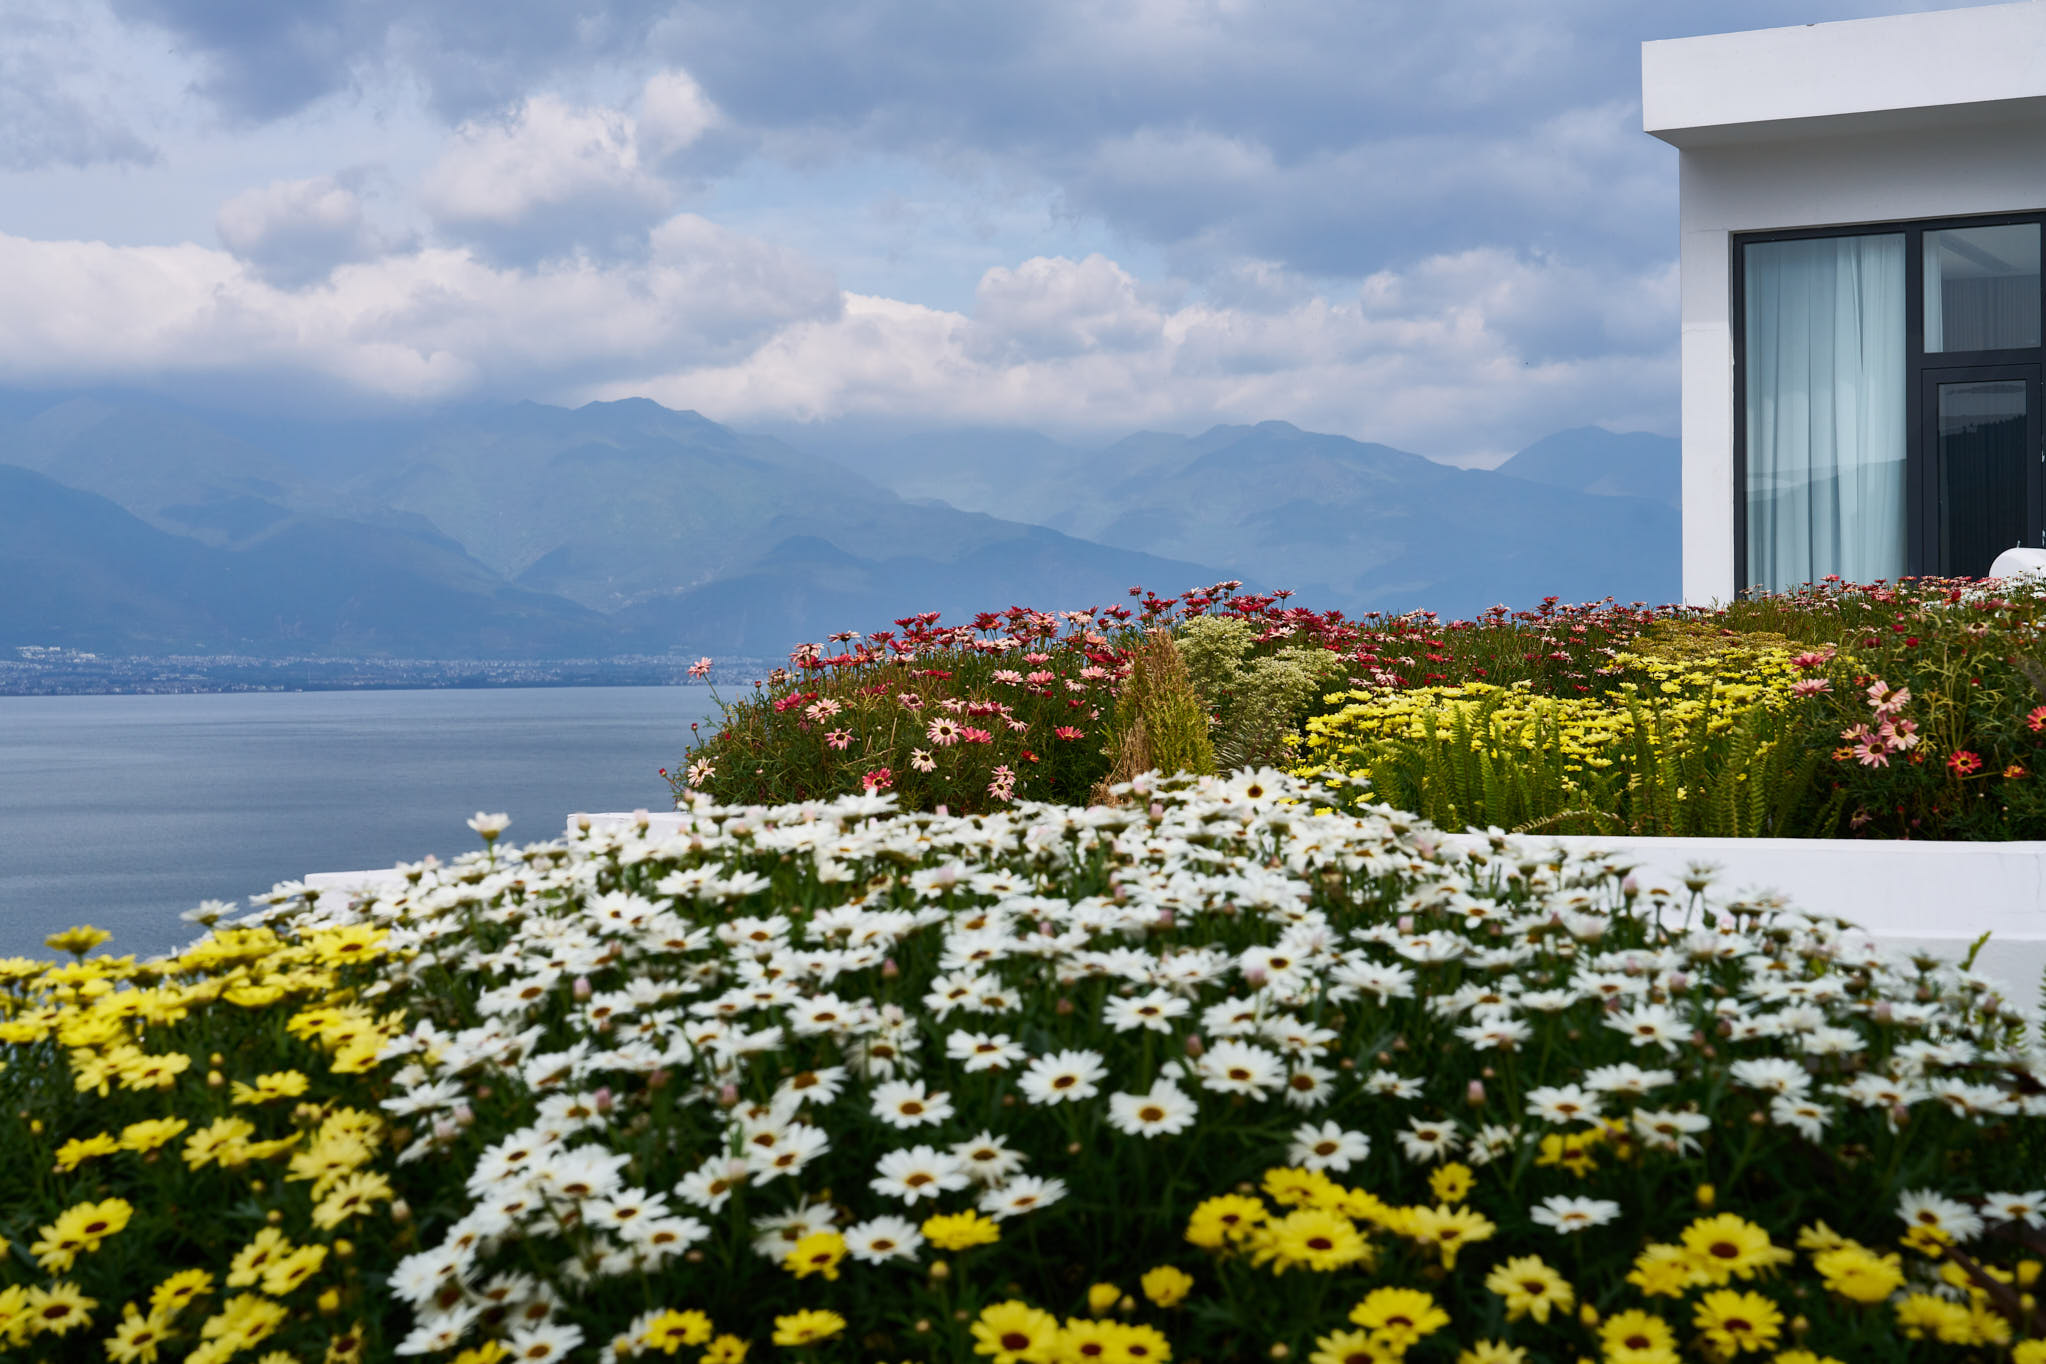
[1742,234,1908,591]
[1924,224,2040,353]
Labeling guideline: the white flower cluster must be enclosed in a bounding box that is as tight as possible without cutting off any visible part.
[258,768,2043,1357]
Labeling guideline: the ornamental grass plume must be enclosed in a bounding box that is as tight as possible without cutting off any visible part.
[1096,628,1217,800]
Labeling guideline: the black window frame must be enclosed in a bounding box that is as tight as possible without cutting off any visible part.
[1731,207,2046,592]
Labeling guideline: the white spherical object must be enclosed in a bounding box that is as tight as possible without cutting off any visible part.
[1987,546,2046,580]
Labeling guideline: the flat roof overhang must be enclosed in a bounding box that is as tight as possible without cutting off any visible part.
[1644,1,2046,149]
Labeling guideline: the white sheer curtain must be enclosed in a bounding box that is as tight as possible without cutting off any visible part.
[1743,234,1907,591]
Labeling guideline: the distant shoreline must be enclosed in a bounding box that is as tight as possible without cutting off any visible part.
[0,655,773,698]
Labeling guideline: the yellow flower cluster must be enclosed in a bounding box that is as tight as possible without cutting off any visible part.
[0,919,398,1361]
[970,1298,1173,1364]
[1188,1166,1497,1278]
[1302,645,1815,785]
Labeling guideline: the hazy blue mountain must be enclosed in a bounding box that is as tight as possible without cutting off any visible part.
[0,464,615,656]
[0,393,458,550]
[1051,422,1679,615]
[0,392,1242,658]
[0,387,1684,658]
[611,526,1224,653]
[808,419,1681,617]
[1495,427,1681,509]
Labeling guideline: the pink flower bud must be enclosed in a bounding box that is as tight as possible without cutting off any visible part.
[1149,802,1165,819]
[1183,1034,1205,1059]
[1467,1079,1486,1106]
[1621,873,1640,897]
[718,1083,740,1108]
[1156,907,1175,929]
[882,958,901,979]
[573,976,592,1001]
[454,1105,474,1127]
[1243,966,1268,988]
[594,1087,614,1114]
[1871,1000,1894,1023]
[934,804,949,817]
[1396,915,1414,933]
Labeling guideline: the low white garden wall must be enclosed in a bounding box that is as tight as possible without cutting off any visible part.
[304,812,2046,1004]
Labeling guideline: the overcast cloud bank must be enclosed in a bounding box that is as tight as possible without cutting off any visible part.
[0,0,1990,461]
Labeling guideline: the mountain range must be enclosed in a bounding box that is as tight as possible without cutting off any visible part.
[0,390,1680,658]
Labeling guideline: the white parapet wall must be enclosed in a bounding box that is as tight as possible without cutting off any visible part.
[304,813,2046,1003]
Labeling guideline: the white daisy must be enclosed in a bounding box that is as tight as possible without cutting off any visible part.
[1456,1017,1532,1051]
[1524,1085,1603,1125]
[1018,1049,1108,1105]
[844,1215,925,1263]
[1363,1070,1426,1100]
[945,1030,1028,1073]
[1729,1057,1812,1096]
[1979,1190,2045,1229]
[950,1130,1028,1184]
[1103,989,1191,1034]
[869,1145,970,1204]
[1106,1082,1200,1138]
[395,1304,481,1356]
[1581,1063,1676,1096]
[1530,1195,1622,1234]
[1287,1120,1370,1172]
[773,1067,848,1108]
[748,1123,830,1183]
[673,1159,748,1212]
[1896,1188,1984,1242]
[870,1079,955,1129]
[1196,1040,1285,1098]
[1768,1094,1830,1142]
[1282,1061,1337,1110]
[978,1175,1068,1219]
[504,1322,583,1362]
[1395,1117,1463,1164]
[1605,1003,1690,1053]
[1631,1108,1710,1156]
[620,1215,710,1256]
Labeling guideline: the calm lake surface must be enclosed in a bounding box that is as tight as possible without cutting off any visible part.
[0,686,717,959]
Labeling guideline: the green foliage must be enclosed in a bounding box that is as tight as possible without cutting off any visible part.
[1176,616,1351,770]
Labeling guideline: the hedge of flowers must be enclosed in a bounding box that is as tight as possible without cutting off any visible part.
[5,773,2044,1362]
[666,585,1364,815]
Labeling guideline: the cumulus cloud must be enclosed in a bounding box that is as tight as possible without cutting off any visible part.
[593,246,1678,457]
[0,217,840,403]
[419,73,723,263]
[215,176,396,287]
[636,70,721,164]
[966,255,1166,363]
[422,94,668,259]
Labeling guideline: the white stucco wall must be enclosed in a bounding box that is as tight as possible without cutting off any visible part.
[1644,4,2046,604]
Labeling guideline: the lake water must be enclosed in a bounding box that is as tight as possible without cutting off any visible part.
[0,686,718,960]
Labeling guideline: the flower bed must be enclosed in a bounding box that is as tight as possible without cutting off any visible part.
[1302,578,2046,841]
[3,773,2043,1362]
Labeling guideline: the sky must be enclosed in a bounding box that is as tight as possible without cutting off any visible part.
[0,0,1998,464]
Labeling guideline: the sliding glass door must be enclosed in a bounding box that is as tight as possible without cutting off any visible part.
[1737,213,2046,590]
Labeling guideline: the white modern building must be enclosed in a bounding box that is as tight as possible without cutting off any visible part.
[1646,3,2046,604]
